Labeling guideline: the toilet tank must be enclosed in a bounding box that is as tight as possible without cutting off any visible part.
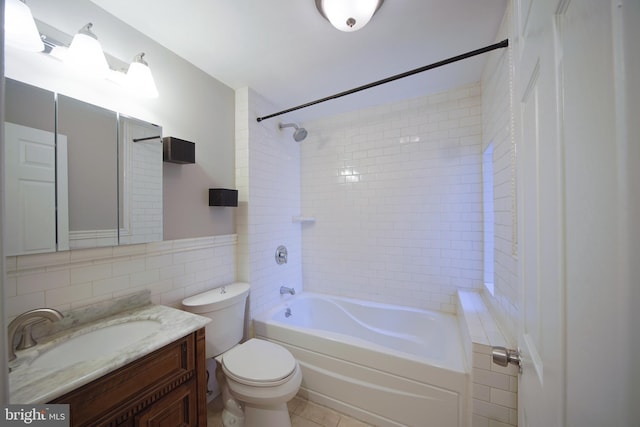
[182,282,250,358]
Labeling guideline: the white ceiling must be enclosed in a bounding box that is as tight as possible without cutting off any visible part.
[90,0,507,122]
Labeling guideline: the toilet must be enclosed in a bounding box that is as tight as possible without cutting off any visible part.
[182,282,302,427]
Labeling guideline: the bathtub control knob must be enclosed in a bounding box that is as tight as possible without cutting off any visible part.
[275,245,288,265]
[491,346,522,372]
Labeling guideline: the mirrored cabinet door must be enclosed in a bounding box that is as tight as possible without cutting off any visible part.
[4,80,57,256]
[3,78,163,256]
[118,116,163,245]
[58,95,119,249]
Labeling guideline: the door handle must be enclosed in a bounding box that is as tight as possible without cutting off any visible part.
[492,346,522,372]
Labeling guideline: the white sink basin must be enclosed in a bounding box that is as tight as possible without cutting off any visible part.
[30,320,162,370]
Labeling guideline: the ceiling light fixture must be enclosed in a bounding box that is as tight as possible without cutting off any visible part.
[5,0,44,51]
[315,0,384,32]
[65,23,110,78]
[126,53,159,99]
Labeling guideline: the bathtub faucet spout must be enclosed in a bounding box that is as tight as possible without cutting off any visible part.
[280,286,295,295]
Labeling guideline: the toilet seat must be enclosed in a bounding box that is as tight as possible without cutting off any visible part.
[221,338,297,387]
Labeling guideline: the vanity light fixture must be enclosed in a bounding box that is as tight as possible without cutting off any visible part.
[65,23,110,78]
[126,53,159,99]
[5,0,44,51]
[17,19,161,98]
[315,0,384,32]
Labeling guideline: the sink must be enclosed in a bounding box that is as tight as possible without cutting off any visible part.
[29,320,162,370]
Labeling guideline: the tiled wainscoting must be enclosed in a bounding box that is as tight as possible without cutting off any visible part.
[3,235,237,321]
[458,291,519,426]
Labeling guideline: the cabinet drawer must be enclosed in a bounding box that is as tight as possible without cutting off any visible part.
[52,334,196,426]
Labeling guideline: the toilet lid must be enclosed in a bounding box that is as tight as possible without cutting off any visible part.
[222,339,297,386]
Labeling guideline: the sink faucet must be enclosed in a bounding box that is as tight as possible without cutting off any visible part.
[280,286,295,295]
[7,308,64,361]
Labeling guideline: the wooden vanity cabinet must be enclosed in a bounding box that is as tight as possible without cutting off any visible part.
[50,328,207,427]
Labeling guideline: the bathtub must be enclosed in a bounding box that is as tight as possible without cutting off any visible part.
[253,292,470,427]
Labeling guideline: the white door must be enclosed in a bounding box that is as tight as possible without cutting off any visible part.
[556,1,638,426]
[515,0,638,426]
[514,0,565,425]
[4,122,57,255]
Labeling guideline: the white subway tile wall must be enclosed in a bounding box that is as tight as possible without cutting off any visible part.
[458,291,518,427]
[300,83,484,312]
[4,235,237,321]
[235,88,303,320]
[480,3,519,346]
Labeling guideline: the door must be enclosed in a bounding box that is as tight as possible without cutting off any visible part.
[515,0,565,425]
[515,0,637,425]
[4,122,57,255]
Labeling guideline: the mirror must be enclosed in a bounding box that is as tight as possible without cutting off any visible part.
[4,79,57,255]
[117,115,163,245]
[3,78,162,255]
[58,94,118,249]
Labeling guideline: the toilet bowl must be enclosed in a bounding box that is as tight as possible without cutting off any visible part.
[182,283,301,427]
[219,338,302,426]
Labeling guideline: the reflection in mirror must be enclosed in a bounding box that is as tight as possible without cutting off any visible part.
[118,116,163,245]
[4,80,59,255]
[58,95,118,249]
[3,78,163,255]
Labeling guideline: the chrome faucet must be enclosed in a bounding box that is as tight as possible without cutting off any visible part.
[7,308,64,361]
[280,286,295,295]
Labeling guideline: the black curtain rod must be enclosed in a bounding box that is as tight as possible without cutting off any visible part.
[256,38,509,122]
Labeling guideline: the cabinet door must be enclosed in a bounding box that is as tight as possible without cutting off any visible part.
[135,382,198,427]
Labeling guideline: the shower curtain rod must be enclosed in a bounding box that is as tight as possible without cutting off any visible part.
[256,39,508,122]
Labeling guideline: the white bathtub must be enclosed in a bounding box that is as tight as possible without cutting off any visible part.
[253,292,470,427]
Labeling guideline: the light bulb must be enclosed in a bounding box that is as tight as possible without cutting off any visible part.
[126,53,159,98]
[5,0,44,51]
[65,23,110,78]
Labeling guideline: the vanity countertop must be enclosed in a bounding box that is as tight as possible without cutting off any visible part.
[9,304,210,404]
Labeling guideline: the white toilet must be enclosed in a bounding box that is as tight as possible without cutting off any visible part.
[182,282,302,427]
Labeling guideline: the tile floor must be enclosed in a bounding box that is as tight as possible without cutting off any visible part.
[207,394,375,427]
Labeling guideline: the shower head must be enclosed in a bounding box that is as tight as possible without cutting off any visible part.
[279,122,308,142]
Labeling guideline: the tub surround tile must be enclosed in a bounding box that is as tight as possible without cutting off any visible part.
[9,300,210,404]
[300,83,483,313]
[458,290,510,348]
[458,290,518,427]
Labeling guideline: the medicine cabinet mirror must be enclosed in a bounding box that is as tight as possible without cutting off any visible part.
[3,78,162,256]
